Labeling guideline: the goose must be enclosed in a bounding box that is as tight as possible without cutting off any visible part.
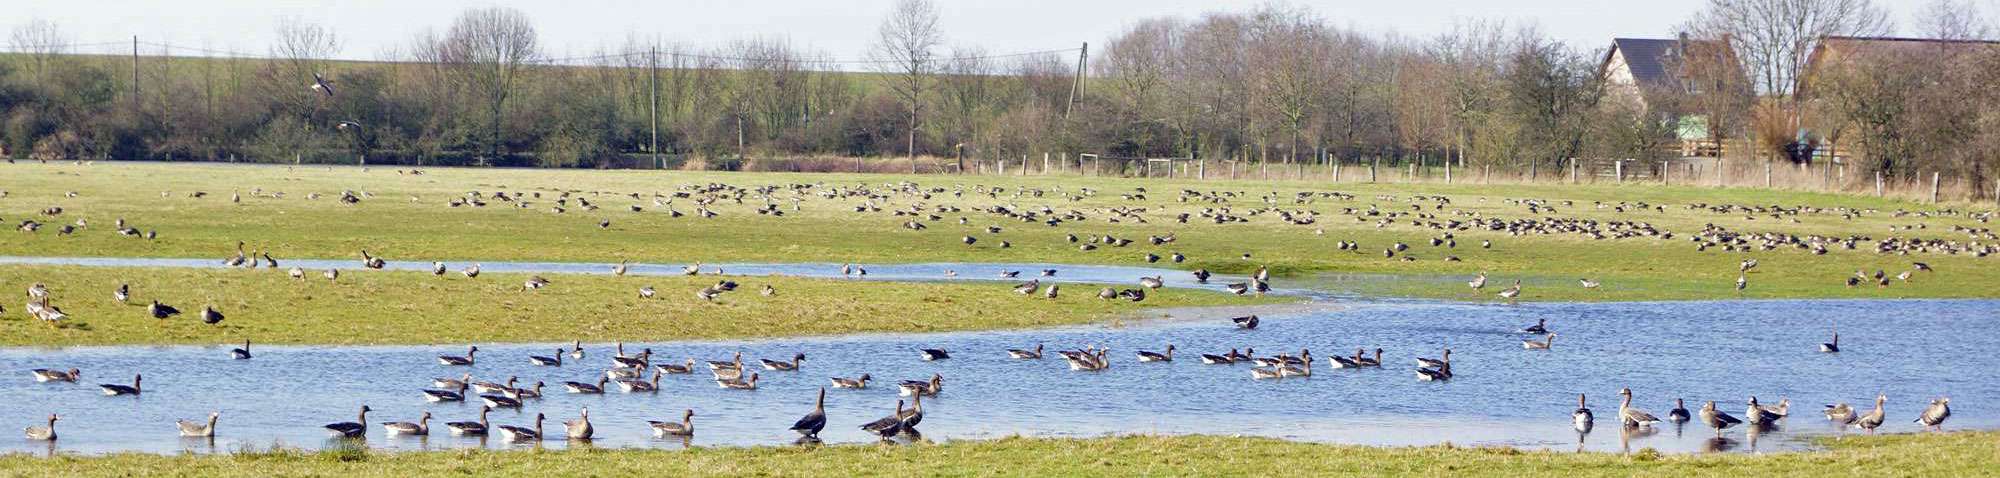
[1356,348,1383,367]
[1578,278,1600,289]
[1007,344,1044,359]
[706,352,744,371]
[359,249,386,269]
[1824,403,1857,426]
[471,376,517,394]
[920,349,951,361]
[149,300,182,319]
[433,373,472,390]
[1497,280,1522,302]
[657,358,698,375]
[1735,273,1747,293]
[563,408,593,440]
[1700,401,1742,437]
[262,252,277,268]
[898,394,926,431]
[446,406,491,436]
[199,306,224,325]
[310,72,335,97]
[1745,397,1783,426]
[1135,344,1175,362]
[177,411,219,437]
[1821,329,1839,353]
[1668,398,1692,423]
[861,400,906,438]
[1225,282,1251,295]
[1468,272,1487,290]
[324,268,339,282]
[761,285,776,296]
[230,340,252,360]
[617,348,657,367]
[1617,388,1661,427]
[791,388,827,438]
[431,262,446,276]
[831,373,872,389]
[1043,284,1060,298]
[650,409,696,437]
[1522,318,1548,334]
[1916,397,1951,431]
[225,242,247,267]
[1139,276,1164,289]
[1067,348,1111,371]
[1278,353,1313,377]
[31,368,80,382]
[1416,356,1452,382]
[523,276,550,291]
[1573,394,1594,433]
[564,377,610,394]
[1523,333,1555,350]
[24,414,57,441]
[480,392,522,409]
[324,405,371,438]
[682,263,702,276]
[899,373,943,397]
[438,346,478,366]
[288,267,305,280]
[1231,315,1259,329]
[639,286,656,298]
[26,282,50,299]
[1327,352,1362,369]
[1012,280,1038,295]
[569,341,585,360]
[761,353,806,371]
[711,366,744,381]
[1415,349,1451,369]
[529,349,564,366]
[114,283,129,303]
[462,263,481,278]
[1854,394,1886,433]
[718,373,760,390]
[100,374,142,395]
[612,260,629,276]
[422,382,468,402]
[1191,269,1211,283]
[1199,349,1236,364]
[496,413,545,442]
[618,369,663,393]
[1250,365,1284,380]
[507,381,545,399]
[383,411,431,436]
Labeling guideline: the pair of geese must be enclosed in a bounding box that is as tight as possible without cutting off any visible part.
[1573,389,1952,436]
[23,412,221,441]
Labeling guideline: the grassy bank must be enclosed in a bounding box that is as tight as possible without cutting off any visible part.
[0,265,1271,347]
[0,162,1994,303]
[6,432,1997,477]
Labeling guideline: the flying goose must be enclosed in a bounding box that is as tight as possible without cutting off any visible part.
[1007,344,1044,359]
[438,346,478,366]
[24,414,56,441]
[717,373,760,390]
[1916,397,1951,431]
[177,411,219,437]
[1523,333,1555,350]
[831,373,872,389]
[1573,394,1594,433]
[422,382,468,402]
[899,373,943,397]
[1136,344,1175,362]
[563,408,593,440]
[324,405,371,438]
[529,349,564,366]
[860,400,906,438]
[1667,398,1692,423]
[1854,394,1886,433]
[446,406,491,436]
[1700,401,1742,437]
[790,388,827,438]
[497,413,545,442]
[649,409,696,437]
[31,368,79,382]
[382,411,431,436]
[919,349,951,361]
[761,353,805,371]
[230,340,252,360]
[618,369,663,393]
[564,377,610,394]
[100,374,142,395]
[1617,388,1660,427]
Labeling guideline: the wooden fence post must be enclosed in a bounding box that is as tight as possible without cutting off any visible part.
[1931,172,1941,203]
[1483,164,1490,184]
[1764,161,1773,188]
[1569,159,1577,184]
[1332,162,1341,183]
[1370,158,1379,183]
[1875,171,1884,197]
[1615,160,1623,184]
[1660,161,1669,185]
[1198,159,1206,180]
[1444,160,1452,184]
[1407,163,1416,183]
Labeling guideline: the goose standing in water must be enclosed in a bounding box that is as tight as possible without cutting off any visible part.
[569,341,585,360]
[438,346,478,366]
[761,353,806,371]
[564,377,609,394]
[529,349,564,366]
[650,409,695,437]
[831,374,871,389]
[31,368,80,382]
[1824,403,1857,427]
[1616,388,1660,427]
[1522,318,1548,334]
[791,388,827,438]
[1667,399,1692,424]
[383,411,431,436]
[1916,397,1951,431]
[324,405,371,438]
[1007,344,1044,359]
[563,408,593,440]
[177,411,219,437]
[898,394,926,433]
[919,349,951,361]
[1854,394,1886,433]
[497,413,544,442]
[1572,394,1594,433]
[1821,329,1839,353]
[861,400,906,438]
[1136,344,1175,362]
[1523,333,1555,350]
[100,374,142,395]
[24,414,56,441]
[1744,397,1783,427]
[447,406,491,436]
[1700,401,1742,437]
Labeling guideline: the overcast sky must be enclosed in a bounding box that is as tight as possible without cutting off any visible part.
[8,0,1978,63]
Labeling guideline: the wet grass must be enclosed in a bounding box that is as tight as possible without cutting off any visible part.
[4,431,1995,477]
[0,265,1274,347]
[0,161,1994,303]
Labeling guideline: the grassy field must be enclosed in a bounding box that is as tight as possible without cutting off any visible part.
[5,432,1996,477]
[1,161,1992,302]
[0,265,1271,346]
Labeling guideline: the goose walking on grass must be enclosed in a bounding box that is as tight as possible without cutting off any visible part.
[31,368,79,383]
[1573,394,1594,433]
[100,374,142,396]
[114,283,129,303]
[1700,401,1742,437]
[230,340,252,360]
[1136,344,1175,362]
[447,406,491,436]
[383,411,431,436]
[324,268,339,282]
[861,400,906,439]
[1497,280,1522,303]
[1916,397,1951,431]
[1620,389,1668,428]
[1854,394,1886,434]
[650,409,695,437]
[831,374,872,389]
[1468,272,1487,290]
[761,353,805,371]
[1007,344,1043,359]
[324,406,371,438]
[529,349,564,366]
[438,346,478,366]
[497,413,544,442]
[24,415,56,441]
[1523,333,1555,350]
[177,411,219,437]
[791,388,827,438]
[564,408,593,440]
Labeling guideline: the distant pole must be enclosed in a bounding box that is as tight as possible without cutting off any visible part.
[1875,171,1884,197]
[1931,172,1941,203]
[1064,42,1088,119]
[649,44,661,169]
[131,36,140,118]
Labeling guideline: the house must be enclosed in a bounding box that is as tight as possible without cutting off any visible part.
[1798,36,2000,163]
[1598,34,1747,157]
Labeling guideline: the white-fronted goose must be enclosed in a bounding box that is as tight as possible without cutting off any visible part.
[898,394,926,431]
[612,348,653,368]
[650,409,695,437]
[383,411,431,436]
[564,408,593,440]
[1250,365,1283,380]
[1854,394,1886,433]
[1700,401,1742,437]
[24,414,56,441]
[446,406,491,436]
[423,382,468,402]
[791,388,827,438]
[100,374,142,396]
[1199,349,1236,364]
[705,352,743,371]
[1415,349,1451,369]
[899,374,943,397]
[618,369,663,393]
[1618,388,1660,427]
[471,376,517,395]
[1356,348,1383,367]
[1523,333,1555,350]
[1916,397,1951,431]
[31,368,79,383]
[657,358,698,375]
[432,373,471,390]
[1468,272,1487,290]
[1007,344,1043,359]
[507,381,544,399]
[718,372,760,390]
[564,377,609,394]
[860,400,905,438]
[762,353,805,371]
[177,411,219,437]
[1279,354,1313,377]
[149,300,182,319]
[1824,403,1857,426]
[114,283,129,303]
[438,346,478,366]
[480,393,522,409]
[497,413,544,442]
[831,373,871,389]
[529,349,563,366]
[1135,344,1175,362]
[324,405,371,438]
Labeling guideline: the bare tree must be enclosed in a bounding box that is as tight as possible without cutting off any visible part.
[1248,5,1332,163]
[1918,0,1994,40]
[442,6,539,164]
[1686,0,1891,127]
[8,19,69,90]
[870,0,944,168]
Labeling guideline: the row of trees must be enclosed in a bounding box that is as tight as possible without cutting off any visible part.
[0,0,1996,191]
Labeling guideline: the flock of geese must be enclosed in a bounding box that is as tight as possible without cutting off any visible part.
[1570,388,1951,443]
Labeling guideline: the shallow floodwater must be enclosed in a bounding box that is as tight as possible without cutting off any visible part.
[4,280,1992,455]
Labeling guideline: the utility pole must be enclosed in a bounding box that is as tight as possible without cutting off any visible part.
[649,44,661,169]
[131,36,140,118]
[1064,42,1088,119]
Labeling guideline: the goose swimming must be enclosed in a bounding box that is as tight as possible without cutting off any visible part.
[657,358,698,375]
[382,411,431,436]
[1007,344,1044,359]
[177,411,219,437]
[618,369,663,393]
[230,340,252,360]
[529,349,564,366]
[496,413,544,442]
[831,373,872,389]
[446,406,491,436]
[1523,333,1555,350]
[422,382,468,402]
[1522,318,1548,334]
[1231,315,1259,329]
[761,353,806,371]
[564,377,610,394]
[650,409,696,437]
[24,414,56,441]
[717,372,760,390]
[324,405,371,438]
[919,349,951,361]
[31,368,79,383]
[100,374,142,395]
[898,373,943,397]
[438,346,478,366]
[1135,344,1175,362]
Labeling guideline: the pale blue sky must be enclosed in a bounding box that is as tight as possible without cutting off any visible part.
[7,0,1976,62]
